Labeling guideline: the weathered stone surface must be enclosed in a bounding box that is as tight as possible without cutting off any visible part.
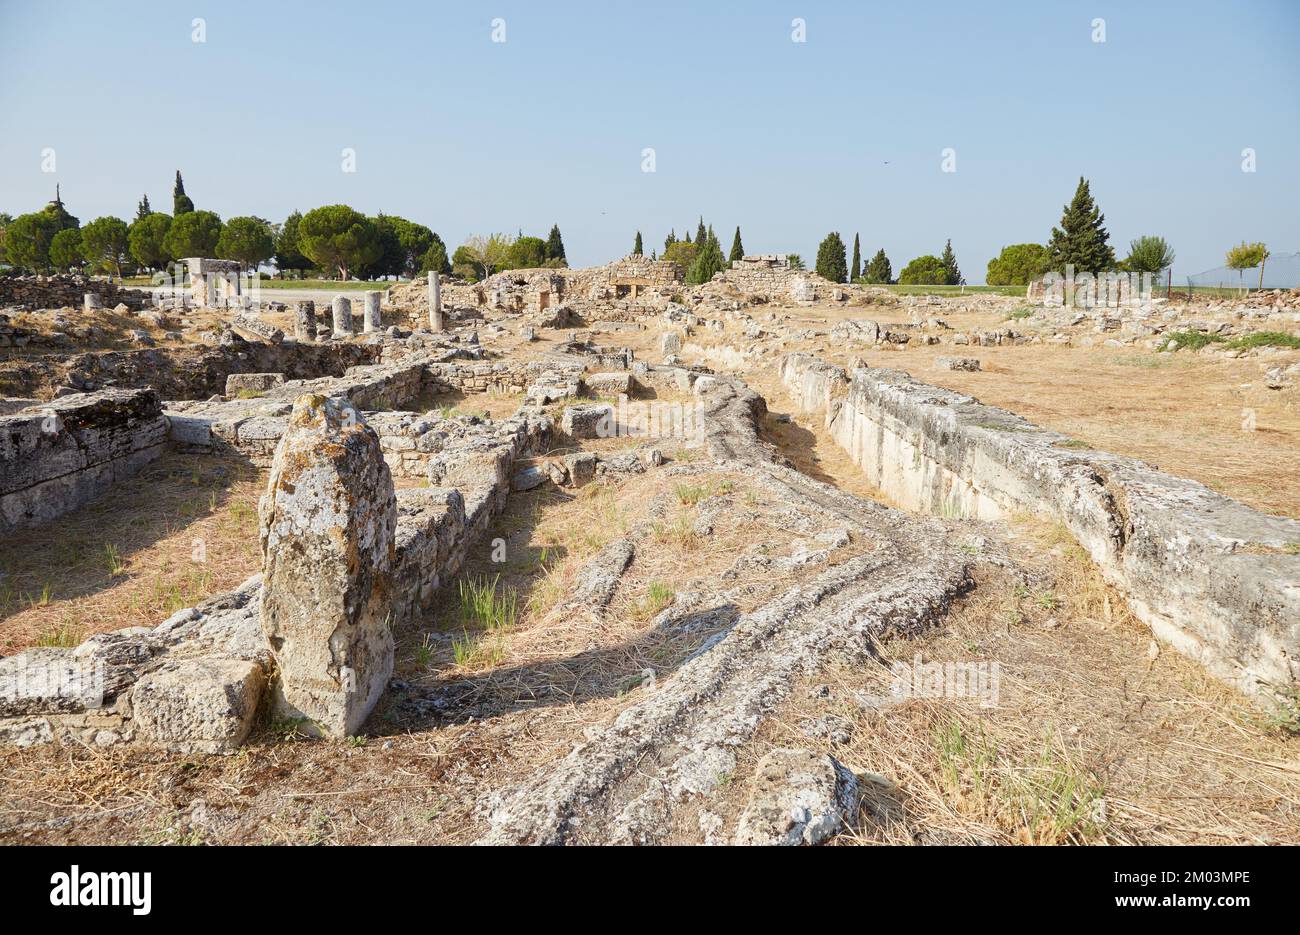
[130,658,265,753]
[332,296,354,336]
[363,291,382,333]
[935,356,981,371]
[780,352,1300,701]
[563,451,598,487]
[734,748,860,845]
[561,403,614,439]
[511,465,547,491]
[258,394,397,737]
[225,372,285,396]
[660,331,683,356]
[0,388,167,533]
[294,301,317,342]
[584,371,633,395]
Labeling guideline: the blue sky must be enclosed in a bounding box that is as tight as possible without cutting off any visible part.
[1,0,1297,280]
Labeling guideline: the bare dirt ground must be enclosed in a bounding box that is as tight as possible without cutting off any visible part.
[0,453,263,654]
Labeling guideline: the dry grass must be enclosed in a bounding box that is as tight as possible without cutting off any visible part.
[0,453,264,653]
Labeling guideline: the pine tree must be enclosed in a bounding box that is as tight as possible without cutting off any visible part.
[940,239,963,285]
[695,216,706,248]
[1048,177,1116,273]
[729,226,744,263]
[633,231,643,256]
[815,232,848,283]
[664,229,677,252]
[545,224,566,263]
[865,248,892,284]
[135,194,151,222]
[173,171,194,215]
[850,233,861,282]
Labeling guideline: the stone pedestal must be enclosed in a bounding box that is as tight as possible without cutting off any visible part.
[83,293,101,313]
[363,291,382,332]
[332,295,353,336]
[294,301,317,342]
[428,271,444,332]
[185,258,242,309]
[258,394,397,737]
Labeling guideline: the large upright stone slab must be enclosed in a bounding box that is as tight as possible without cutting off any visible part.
[258,394,397,736]
[332,295,354,336]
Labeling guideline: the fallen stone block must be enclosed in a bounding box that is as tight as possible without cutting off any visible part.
[225,372,286,396]
[562,404,614,439]
[584,371,633,395]
[935,356,981,372]
[563,451,598,487]
[130,657,265,754]
[734,748,860,846]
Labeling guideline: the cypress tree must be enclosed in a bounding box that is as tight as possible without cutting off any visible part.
[545,224,566,263]
[135,194,151,222]
[633,231,643,255]
[850,233,861,282]
[687,229,726,285]
[865,248,892,284]
[729,226,744,263]
[815,232,848,283]
[1048,177,1116,272]
[940,239,963,285]
[695,216,706,248]
[664,229,677,252]
[173,171,194,215]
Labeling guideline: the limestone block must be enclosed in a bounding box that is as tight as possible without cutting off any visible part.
[734,748,860,846]
[584,372,633,395]
[258,394,397,737]
[130,657,265,754]
[562,404,614,439]
[935,357,981,372]
[225,372,286,396]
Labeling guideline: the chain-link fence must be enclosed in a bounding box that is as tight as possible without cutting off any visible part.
[1184,251,1299,292]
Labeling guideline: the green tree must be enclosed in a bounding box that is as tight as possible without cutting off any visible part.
[128,212,172,271]
[940,239,963,285]
[80,216,131,278]
[985,243,1051,285]
[2,212,62,271]
[216,216,276,271]
[695,216,707,249]
[1121,236,1175,278]
[508,235,548,269]
[687,228,726,284]
[898,255,948,285]
[1225,241,1270,292]
[49,228,84,271]
[815,232,848,283]
[1048,177,1116,272]
[545,224,566,264]
[664,229,677,253]
[850,233,861,282]
[135,194,151,223]
[173,171,194,215]
[663,240,698,272]
[786,254,805,270]
[274,211,310,276]
[451,245,483,280]
[162,209,222,260]
[864,248,892,284]
[633,231,643,256]
[419,234,451,275]
[459,233,515,280]
[730,226,745,263]
[297,205,380,280]
[363,214,407,278]
[393,219,435,276]
[43,187,78,233]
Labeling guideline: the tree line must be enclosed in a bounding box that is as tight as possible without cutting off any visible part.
[0,171,569,282]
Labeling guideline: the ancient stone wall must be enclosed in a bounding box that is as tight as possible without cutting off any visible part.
[779,352,1300,702]
[0,274,150,311]
[0,388,167,533]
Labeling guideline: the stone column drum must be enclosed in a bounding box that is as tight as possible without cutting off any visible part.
[258,394,397,737]
[363,291,382,333]
[294,300,317,342]
[332,295,353,336]
[428,271,444,332]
